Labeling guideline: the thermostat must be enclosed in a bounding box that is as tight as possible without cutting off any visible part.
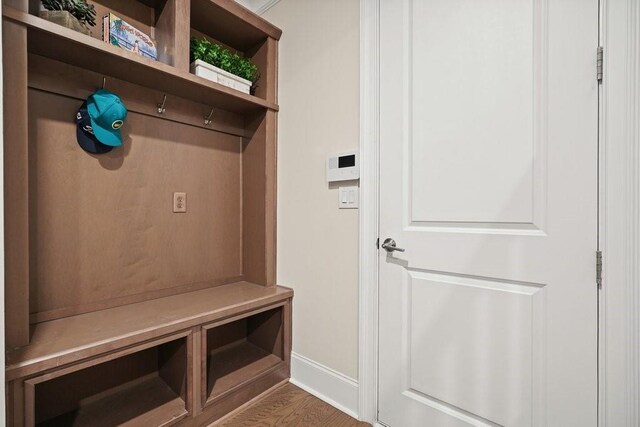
[326,151,359,182]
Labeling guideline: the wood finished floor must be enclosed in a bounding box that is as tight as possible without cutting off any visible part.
[217,383,370,426]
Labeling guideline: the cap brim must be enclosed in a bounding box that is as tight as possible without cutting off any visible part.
[87,100,123,147]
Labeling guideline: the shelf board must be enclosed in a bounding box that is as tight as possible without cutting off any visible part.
[207,340,283,400]
[37,375,187,427]
[7,282,293,381]
[2,5,278,115]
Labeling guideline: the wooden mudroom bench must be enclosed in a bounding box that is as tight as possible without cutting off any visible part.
[7,283,292,425]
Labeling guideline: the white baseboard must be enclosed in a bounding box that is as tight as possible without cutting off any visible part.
[290,352,359,419]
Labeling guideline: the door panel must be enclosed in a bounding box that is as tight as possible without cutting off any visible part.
[405,271,542,426]
[379,0,598,426]
[411,0,537,225]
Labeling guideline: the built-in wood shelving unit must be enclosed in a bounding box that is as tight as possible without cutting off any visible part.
[3,0,289,425]
[2,5,278,114]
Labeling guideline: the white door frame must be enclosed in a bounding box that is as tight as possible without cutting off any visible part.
[358,0,640,425]
[358,0,380,423]
[598,0,640,425]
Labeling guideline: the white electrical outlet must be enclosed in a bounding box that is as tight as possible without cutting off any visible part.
[173,192,187,213]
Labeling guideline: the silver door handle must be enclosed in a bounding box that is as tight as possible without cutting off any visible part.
[382,238,405,253]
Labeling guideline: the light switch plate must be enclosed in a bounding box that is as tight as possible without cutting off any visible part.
[173,192,187,213]
[339,186,359,209]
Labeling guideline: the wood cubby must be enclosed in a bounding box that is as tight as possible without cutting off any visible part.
[27,0,189,69]
[27,333,190,427]
[204,306,285,403]
[3,0,290,425]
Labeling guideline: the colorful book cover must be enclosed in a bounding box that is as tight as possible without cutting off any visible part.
[102,13,158,61]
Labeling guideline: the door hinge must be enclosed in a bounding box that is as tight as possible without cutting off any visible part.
[596,250,603,289]
[597,46,604,84]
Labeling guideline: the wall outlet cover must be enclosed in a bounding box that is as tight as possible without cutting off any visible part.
[173,192,187,213]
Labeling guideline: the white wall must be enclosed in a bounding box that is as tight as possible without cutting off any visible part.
[262,0,360,380]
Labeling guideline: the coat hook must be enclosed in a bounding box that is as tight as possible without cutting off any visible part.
[204,108,214,126]
[157,94,167,114]
[102,76,106,89]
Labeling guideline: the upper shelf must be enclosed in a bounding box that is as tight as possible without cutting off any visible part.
[2,5,279,115]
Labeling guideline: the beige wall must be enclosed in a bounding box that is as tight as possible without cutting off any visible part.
[263,0,360,379]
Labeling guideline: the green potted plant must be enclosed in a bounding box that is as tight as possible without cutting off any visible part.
[40,0,97,36]
[190,37,260,95]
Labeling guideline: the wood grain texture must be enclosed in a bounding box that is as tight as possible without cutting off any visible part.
[188,365,289,426]
[247,37,277,104]
[243,110,277,286]
[218,383,369,427]
[7,0,27,11]
[169,0,191,72]
[28,89,243,319]
[3,19,30,349]
[190,0,281,51]
[35,375,187,427]
[7,282,292,380]
[242,112,267,285]
[24,331,191,427]
[88,0,155,42]
[29,54,247,139]
[202,306,285,402]
[207,341,283,400]
[263,110,278,286]
[154,0,181,67]
[2,6,278,114]
[5,1,287,424]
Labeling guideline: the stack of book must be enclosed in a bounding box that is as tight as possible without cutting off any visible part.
[102,13,158,61]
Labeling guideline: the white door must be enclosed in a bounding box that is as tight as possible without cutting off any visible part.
[378,1,599,426]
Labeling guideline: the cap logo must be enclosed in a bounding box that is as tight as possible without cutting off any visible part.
[112,120,123,130]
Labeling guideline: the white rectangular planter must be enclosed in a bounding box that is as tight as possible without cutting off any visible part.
[190,60,252,94]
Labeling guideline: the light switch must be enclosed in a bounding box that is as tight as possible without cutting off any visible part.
[339,186,359,209]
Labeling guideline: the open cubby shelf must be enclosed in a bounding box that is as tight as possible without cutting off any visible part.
[207,341,283,399]
[205,306,285,402]
[37,376,186,427]
[190,0,280,51]
[29,335,189,427]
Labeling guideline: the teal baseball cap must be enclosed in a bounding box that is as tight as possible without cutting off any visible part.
[86,89,127,147]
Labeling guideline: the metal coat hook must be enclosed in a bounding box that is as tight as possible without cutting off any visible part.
[157,94,167,114]
[102,76,107,89]
[204,108,214,126]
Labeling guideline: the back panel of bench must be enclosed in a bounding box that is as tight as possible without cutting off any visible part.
[28,88,243,321]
